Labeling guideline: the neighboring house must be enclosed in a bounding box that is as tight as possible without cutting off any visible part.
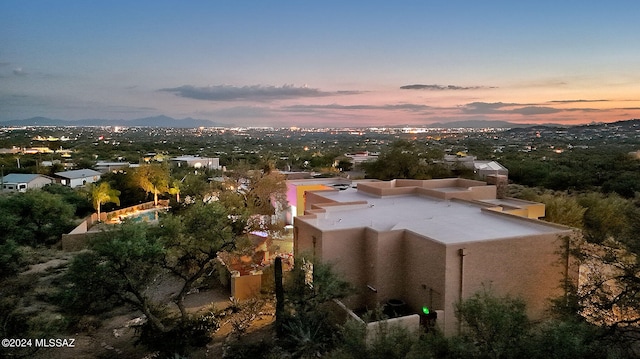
[472,160,509,180]
[95,161,131,173]
[442,154,509,180]
[54,169,101,188]
[169,156,220,170]
[1,173,54,192]
[293,178,576,335]
[344,151,379,167]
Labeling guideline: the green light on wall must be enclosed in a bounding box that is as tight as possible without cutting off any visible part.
[422,306,430,315]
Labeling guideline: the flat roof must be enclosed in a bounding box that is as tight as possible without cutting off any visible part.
[297,188,570,244]
[170,156,217,161]
[54,169,101,179]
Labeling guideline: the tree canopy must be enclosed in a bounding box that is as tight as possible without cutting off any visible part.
[89,181,120,219]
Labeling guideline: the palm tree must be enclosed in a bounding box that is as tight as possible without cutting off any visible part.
[168,178,181,203]
[91,182,121,220]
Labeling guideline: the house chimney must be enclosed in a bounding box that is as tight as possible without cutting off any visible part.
[486,174,508,199]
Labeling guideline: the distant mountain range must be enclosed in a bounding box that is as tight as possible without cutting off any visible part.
[424,120,536,128]
[0,115,226,128]
[1,116,637,129]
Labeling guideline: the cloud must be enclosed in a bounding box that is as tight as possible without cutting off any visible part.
[509,106,561,115]
[461,102,517,114]
[548,99,609,104]
[159,84,358,101]
[461,101,604,116]
[12,67,28,76]
[400,84,492,90]
[284,103,433,112]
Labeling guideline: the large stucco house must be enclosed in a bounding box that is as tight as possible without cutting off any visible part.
[293,178,577,335]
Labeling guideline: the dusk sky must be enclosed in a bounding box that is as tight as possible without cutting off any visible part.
[2,1,640,127]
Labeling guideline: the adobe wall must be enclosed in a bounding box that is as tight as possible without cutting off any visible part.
[443,230,576,335]
[357,178,495,200]
[401,231,447,315]
[466,185,496,200]
[231,272,262,301]
[293,184,335,216]
[304,190,339,211]
[366,229,405,309]
[319,227,368,309]
[293,218,323,258]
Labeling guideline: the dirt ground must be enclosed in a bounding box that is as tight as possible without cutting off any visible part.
[12,253,277,359]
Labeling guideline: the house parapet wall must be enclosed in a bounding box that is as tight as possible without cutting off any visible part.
[357,178,496,201]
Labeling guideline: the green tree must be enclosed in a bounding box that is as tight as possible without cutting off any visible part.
[330,319,421,359]
[89,181,121,219]
[157,202,236,321]
[0,240,24,278]
[578,192,633,244]
[279,256,353,357]
[101,171,147,208]
[133,163,170,205]
[60,222,167,330]
[42,183,93,217]
[455,288,530,359]
[536,192,586,228]
[362,141,427,180]
[0,190,75,246]
[526,319,611,359]
[220,168,288,234]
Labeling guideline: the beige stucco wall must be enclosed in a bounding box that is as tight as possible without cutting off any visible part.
[231,272,262,300]
[401,231,447,315]
[364,229,405,309]
[441,231,575,335]
[356,178,496,201]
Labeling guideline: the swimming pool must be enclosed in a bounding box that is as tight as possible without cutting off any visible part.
[112,207,168,223]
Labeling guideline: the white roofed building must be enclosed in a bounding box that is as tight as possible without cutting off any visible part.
[169,156,220,170]
[54,169,101,188]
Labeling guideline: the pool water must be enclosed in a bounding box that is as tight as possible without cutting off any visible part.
[117,208,167,223]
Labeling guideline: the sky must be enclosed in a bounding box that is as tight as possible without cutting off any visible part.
[2,1,640,127]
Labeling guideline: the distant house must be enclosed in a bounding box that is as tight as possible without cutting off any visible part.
[54,169,101,188]
[95,161,131,173]
[443,154,508,180]
[1,173,54,192]
[344,151,379,167]
[169,156,220,170]
[472,160,509,179]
